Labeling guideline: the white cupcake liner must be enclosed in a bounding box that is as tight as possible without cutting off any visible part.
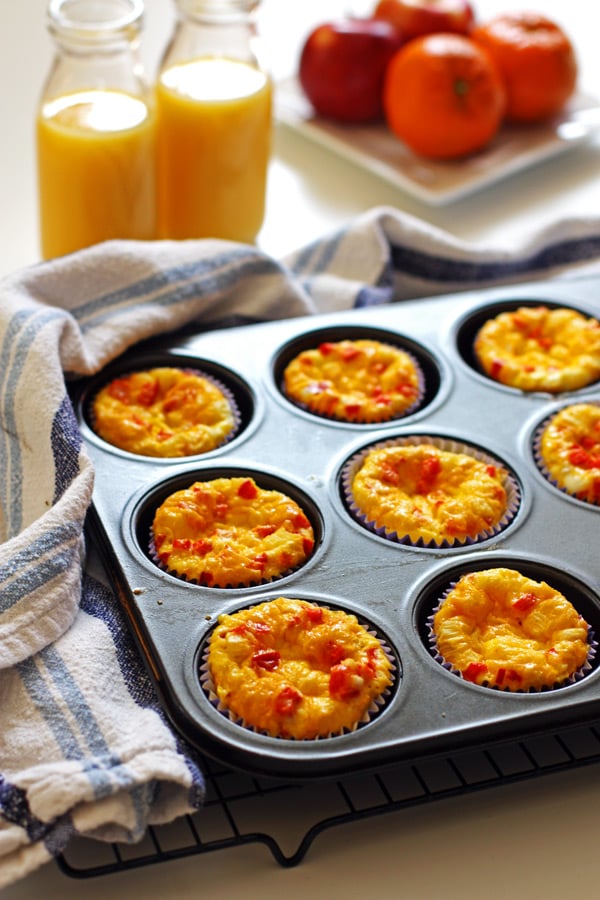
[342,435,521,549]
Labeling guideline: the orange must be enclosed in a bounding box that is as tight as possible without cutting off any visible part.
[471,12,578,123]
[383,33,506,160]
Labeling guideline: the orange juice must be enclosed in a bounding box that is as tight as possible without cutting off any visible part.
[155,57,272,243]
[37,89,156,259]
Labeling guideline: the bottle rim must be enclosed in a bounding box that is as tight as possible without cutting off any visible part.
[47,0,144,44]
[174,0,260,19]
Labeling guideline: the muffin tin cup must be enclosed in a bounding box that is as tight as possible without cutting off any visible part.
[340,433,522,550]
[73,278,600,780]
[453,296,600,397]
[197,597,398,741]
[426,592,597,694]
[530,399,600,508]
[270,323,447,427]
[78,350,260,462]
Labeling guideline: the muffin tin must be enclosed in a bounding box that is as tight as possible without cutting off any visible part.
[73,275,600,780]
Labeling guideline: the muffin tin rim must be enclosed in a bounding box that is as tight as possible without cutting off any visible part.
[74,350,265,463]
[120,460,330,591]
[408,548,600,697]
[264,320,453,429]
[519,394,600,511]
[448,295,600,398]
[181,588,403,746]
[325,425,532,554]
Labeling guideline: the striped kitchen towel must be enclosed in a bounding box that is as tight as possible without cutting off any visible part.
[1,206,600,888]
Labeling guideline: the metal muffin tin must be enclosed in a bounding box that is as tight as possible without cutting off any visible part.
[73,275,600,780]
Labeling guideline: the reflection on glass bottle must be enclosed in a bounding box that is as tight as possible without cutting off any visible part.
[37,0,156,260]
[155,0,272,244]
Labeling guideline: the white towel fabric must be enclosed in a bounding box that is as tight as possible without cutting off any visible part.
[2,205,600,888]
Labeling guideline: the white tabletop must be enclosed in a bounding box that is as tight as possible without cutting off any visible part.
[2,1,600,897]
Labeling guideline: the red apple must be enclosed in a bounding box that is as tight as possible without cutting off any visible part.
[373,0,475,40]
[298,18,405,123]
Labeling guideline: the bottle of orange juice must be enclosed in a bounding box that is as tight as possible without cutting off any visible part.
[37,0,156,260]
[155,0,272,244]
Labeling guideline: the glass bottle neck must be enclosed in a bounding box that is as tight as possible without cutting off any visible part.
[47,0,144,55]
[162,0,266,72]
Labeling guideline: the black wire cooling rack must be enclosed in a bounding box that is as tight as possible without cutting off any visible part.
[57,717,600,879]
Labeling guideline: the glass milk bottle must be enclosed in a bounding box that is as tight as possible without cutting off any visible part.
[155,0,272,244]
[37,0,156,259]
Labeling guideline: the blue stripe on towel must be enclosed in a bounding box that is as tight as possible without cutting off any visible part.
[81,575,205,804]
[0,529,80,614]
[0,775,56,843]
[51,395,82,503]
[19,648,139,798]
[18,649,159,845]
[0,307,68,535]
[389,233,600,284]
[74,248,285,332]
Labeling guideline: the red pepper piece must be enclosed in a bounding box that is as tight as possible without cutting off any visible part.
[318,342,335,355]
[340,345,361,361]
[496,667,506,686]
[359,646,379,680]
[252,649,281,671]
[324,641,346,666]
[254,524,277,537]
[463,661,487,682]
[569,447,594,469]
[380,463,400,485]
[485,465,497,477]
[192,539,212,554]
[416,455,441,493]
[506,669,523,683]
[344,403,362,417]
[302,537,314,555]
[238,479,258,500]
[490,359,504,379]
[293,513,311,530]
[108,377,131,403]
[305,606,324,624]
[329,664,361,699]
[275,685,303,715]
[249,621,272,635]
[173,538,191,550]
[250,552,268,570]
[513,592,537,613]
[136,378,159,406]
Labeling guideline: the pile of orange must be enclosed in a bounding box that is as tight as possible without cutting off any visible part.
[379,7,578,159]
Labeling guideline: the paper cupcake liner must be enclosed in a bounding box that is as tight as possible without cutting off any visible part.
[198,602,397,740]
[148,535,306,589]
[532,402,600,508]
[426,587,597,694]
[283,346,426,425]
[341,435,521,549]
[90,366,242,458]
